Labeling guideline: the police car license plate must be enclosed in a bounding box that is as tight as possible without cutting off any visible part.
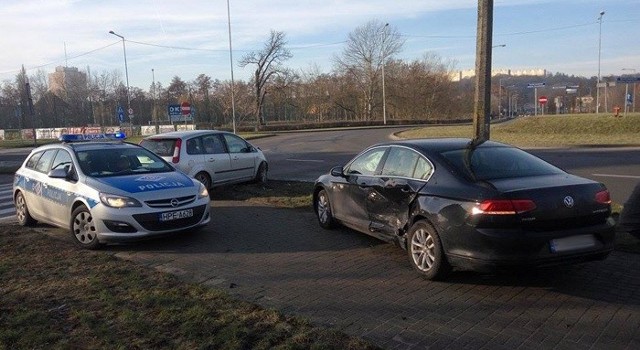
[160,209,193,222]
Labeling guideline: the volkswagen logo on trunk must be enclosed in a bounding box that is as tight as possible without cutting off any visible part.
[563,196,574,208]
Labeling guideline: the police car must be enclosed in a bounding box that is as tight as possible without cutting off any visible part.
[13,133,211,249]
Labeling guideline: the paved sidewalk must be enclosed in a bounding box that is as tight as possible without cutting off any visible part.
[46,200,640,349]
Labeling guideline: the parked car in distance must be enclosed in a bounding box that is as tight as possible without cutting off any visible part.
[313,138,615,280]
[13,133,211,249]
[140,130,268,190]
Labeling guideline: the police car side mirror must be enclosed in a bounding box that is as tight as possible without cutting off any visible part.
[48,168,69,179]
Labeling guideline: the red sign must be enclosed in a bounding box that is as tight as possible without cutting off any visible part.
[180,101,191,115]
[538,96,548,104]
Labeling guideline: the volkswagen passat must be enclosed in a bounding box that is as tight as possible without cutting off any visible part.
[313,138,615,280]
[13,133,211,249]
[140,130,268,190]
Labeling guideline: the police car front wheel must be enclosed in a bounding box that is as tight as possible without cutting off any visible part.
[71,205,101,249]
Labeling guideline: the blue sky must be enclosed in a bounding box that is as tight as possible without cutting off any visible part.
[1,0,638,90]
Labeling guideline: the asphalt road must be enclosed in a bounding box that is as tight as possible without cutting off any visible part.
[1,128,639,221]
[250,128,640,204]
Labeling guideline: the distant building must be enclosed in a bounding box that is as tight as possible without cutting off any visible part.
[48,66,88,99]
[452,68,547,82]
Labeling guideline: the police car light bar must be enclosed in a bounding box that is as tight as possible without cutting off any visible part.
[59,132,126,142]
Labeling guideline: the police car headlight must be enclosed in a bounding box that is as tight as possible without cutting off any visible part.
[198,182,209,199]
[99,193,142,208]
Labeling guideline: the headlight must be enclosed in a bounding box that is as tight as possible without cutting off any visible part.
[99,193,142,208]
[198,182,209,199]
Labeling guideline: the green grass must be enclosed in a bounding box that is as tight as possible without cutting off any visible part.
[397,113,640,147]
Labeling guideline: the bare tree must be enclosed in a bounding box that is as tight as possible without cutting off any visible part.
[334,20,404,120]
[239,30,292,129]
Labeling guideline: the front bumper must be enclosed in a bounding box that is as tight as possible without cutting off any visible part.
[92,203,211,243]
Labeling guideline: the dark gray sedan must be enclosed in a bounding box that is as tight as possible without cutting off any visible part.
[313,138,615,280]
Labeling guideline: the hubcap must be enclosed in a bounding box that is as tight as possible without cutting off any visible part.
[16,195,26,222]
[73,211,96,244]
[410,228,436,271]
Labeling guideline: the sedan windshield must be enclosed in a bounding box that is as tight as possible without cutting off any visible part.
[76,148,173,177]
[440,146,565,181]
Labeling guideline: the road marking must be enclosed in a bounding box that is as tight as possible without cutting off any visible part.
[0,207,15,216]
[285,159,325,163]
[593,173,640,179]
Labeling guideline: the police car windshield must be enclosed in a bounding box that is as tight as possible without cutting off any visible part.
[76,147,173,177]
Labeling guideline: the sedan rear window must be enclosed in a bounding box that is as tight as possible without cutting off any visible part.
[140,139,177,157]
[440,146,564,181]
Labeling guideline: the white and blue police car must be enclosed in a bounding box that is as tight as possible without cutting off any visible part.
[13,133,211,249]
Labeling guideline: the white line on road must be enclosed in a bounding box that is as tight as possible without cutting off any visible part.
[593,173,640,179]
[285,159,325,163]
[0,207,15,216]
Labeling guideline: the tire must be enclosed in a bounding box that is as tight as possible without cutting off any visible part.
[15,191,36,226]
[70,205,101,250]
[407,220,451,280]
[315,189,336,229]
[254,162,268,184]
[195,171,212,190]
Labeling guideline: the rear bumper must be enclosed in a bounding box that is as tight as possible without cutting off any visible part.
[443,219,616,272]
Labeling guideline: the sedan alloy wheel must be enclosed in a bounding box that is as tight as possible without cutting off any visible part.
[408,221,450,280]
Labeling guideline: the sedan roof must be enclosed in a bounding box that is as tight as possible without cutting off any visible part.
[379,138,511,153]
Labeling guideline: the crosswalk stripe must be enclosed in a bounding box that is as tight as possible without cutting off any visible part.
[0,207,15,216]
[0,186,14,220]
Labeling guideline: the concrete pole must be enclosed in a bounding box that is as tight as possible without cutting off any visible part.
[472,0,493,143]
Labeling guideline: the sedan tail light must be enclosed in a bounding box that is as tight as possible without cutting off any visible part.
[473,199,537,215]
[172,139,182,163]
[595,190,611,204]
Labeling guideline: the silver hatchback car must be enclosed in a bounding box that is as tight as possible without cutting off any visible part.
[140,130,268,190]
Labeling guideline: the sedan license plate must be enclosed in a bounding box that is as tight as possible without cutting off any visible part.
[159,209,193,222]
[550,234,597,253]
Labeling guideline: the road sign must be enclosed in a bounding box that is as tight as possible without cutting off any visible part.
[538,96,548,104]
[128,108,134,115]
[527,82,546,88]
[117,106,125,123]
[181,101,191,115]
[168,104,192,123]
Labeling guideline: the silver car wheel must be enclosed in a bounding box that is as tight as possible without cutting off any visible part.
[315,189,336,229]
[410,227,436,272]
[15,192,35,226]
[317,192,330,224]
[73,209,97,245]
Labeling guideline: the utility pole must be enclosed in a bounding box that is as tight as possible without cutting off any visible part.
[473,0,493,144]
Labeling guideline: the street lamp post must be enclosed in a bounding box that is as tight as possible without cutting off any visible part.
[226,0,237,134]
[622,68,636,113]
[596,11,605,114]
[492,45,506,117]
[381,23,389,125]
[109,30,131,129]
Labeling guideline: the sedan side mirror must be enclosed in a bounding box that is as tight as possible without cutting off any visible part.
[330,166,345,177]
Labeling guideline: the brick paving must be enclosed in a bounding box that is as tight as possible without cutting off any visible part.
[90,201,640,349]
